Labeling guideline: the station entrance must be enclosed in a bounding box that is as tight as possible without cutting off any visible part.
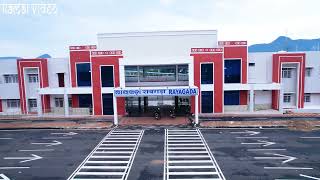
[113,86,199,125]
[125,96,191,117]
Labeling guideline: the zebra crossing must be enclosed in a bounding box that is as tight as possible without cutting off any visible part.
[164,129,225,180]
[67,129,144,180]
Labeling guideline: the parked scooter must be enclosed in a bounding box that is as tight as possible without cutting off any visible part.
[169,106,176,118]
[154,107,161,120]
[185,105,191,117]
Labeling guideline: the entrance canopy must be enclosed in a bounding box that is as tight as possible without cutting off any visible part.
[112,86,199,126]
[114,86,198,97]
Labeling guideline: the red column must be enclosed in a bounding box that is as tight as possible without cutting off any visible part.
[17,59,49,114]
[0,99,2,112]
[71,95,79,108]
[240,90,248,105]
[190,48,224,114]
[91,50,123,116]
[272,53,306,109]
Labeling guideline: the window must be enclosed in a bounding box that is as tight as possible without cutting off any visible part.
[68,98,72,107]
[139,65,176,82]
[304,93,311,102]
[224,91,240,105]
[282,68,292,78]
[7,99,20,108]
[201,63,213,84]
[125,66,139,82]
[57,73,65,87]
[178,65,188,81]
[4,74,18,83]
[125,65,188,83]
[249,63,255,66]
[78,94,92,108]
[305,67,312,77]
[283,94,291,103]
[28,99,37,108]
[225,59,241,83]
[55,98,64,107]
[201,91,213,113]
[76,63,91,86]
[28,74,39,83]
[102,94,114,115]
[101,66,114,87]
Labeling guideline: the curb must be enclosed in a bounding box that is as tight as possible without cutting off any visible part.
[0,126,112,130]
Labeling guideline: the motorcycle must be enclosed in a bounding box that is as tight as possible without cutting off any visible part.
[169,106,176,118]
[153,107,161,120]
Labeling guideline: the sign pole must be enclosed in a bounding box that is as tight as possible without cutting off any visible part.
[113,94,118,126]
[195,94,199,125]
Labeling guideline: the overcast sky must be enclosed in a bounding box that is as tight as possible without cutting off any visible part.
[0,0,319,58]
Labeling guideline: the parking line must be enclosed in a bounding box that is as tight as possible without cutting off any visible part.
[300,137,320,139]
[247,149,286,151]
[264,167,313,170]
[236,137,269,139]
[67,129,144,180]
[164,129,226,180]
[300,174,320,180]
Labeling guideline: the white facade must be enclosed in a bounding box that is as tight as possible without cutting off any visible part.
[0,30,319,116]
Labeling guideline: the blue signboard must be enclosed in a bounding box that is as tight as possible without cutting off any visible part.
[114,88,198,97]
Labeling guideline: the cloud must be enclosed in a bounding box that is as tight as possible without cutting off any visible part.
[0,0,320,57]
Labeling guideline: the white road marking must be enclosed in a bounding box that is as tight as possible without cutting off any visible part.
[241,140,276,147]
[67,129,144,180]
[254,153,297,164]
[31,140,62,146]
[247,149,286,151]
[300,137,320,139]
[42,137,72,139]
[0,138,12,140]
[0,174,10,180]
[300,174,320,179]
[51,132,78,136]
[264,167,313,170]
[4,154,42,163]
[231,130,260,136]
[19,149,54,152]
[164,129,226,180]
[200,127,287,130]
[0,167,30,170]
[236,137,269,139]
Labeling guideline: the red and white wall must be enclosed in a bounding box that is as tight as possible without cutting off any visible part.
[272,53,306,109]
[0,30,319,115]
[17,59,50,114]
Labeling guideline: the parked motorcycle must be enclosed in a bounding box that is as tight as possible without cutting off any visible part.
[169,106,176,118]
[154,107,161,120]
[185,105,191,117]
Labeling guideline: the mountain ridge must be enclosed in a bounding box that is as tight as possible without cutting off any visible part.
[249,36,320,52]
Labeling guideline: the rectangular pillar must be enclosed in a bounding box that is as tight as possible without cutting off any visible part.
[37,94,42,116]
[195,94,199,125]
[64,92,69,116]
[279,88,284,113]
[113,95,118,125]
[249,89,254,112]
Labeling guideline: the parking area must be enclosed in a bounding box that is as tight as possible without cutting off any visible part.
[202,128,320,180]
[0,129,108,180]
[0,127,319,180]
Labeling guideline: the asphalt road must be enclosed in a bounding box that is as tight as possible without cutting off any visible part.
[201,128,320,180]
[0,127,319,180]
[0,129,108,180]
